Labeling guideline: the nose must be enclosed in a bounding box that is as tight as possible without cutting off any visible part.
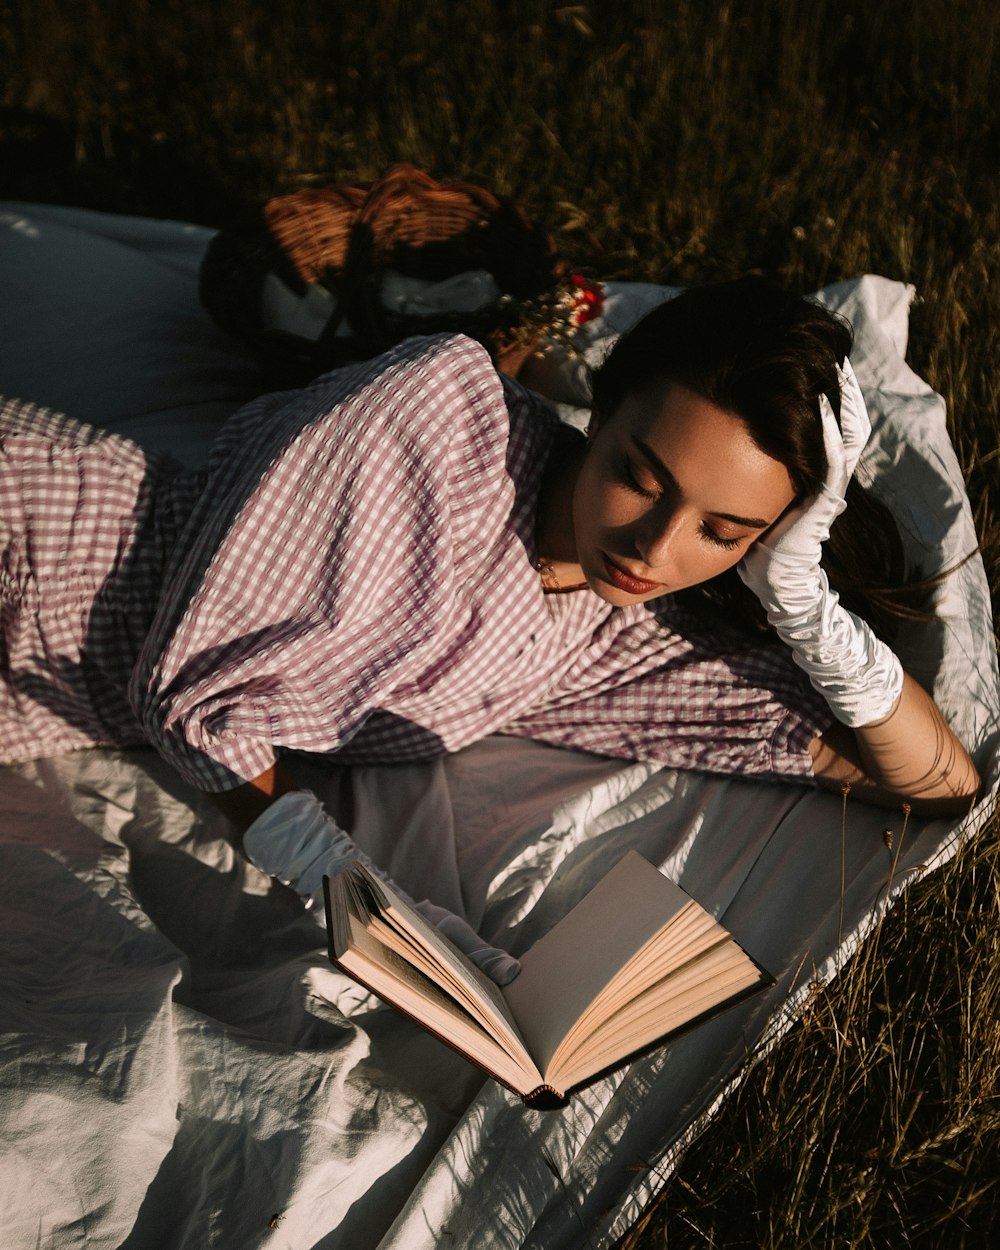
[634,504,684,569]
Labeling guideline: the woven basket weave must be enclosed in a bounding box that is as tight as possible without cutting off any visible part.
[200,164,565,385]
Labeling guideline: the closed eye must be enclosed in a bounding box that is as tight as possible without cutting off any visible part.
[620,458,746,548]
[699,522,744,550]
[617,456,660,500]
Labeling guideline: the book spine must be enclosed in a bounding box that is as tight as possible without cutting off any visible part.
[522,1085,569,1110]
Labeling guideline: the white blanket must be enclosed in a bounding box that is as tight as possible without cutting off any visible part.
[1,203,997,1250]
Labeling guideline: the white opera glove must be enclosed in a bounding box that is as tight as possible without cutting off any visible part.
[242,791,520,986]
[737,360,904,728]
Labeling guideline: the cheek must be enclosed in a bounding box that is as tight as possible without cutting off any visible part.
[664,529,756,591]
[712,546,747,576]
[598,487,642,530]
[676,545,737,585]
[580,458,642,528]
[575,458,616,534]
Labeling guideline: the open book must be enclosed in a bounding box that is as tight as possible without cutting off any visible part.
[323,850,771,1107]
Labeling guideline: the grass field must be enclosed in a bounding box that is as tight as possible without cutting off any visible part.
[2,2,998,1245]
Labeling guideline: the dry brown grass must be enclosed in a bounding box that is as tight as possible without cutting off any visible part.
[2,2,998,1243]
[618,804,1000,1249]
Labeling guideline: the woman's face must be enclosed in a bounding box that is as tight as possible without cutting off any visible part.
[572,382,797,606]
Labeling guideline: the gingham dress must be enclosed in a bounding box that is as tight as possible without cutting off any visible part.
[1,335,832,792]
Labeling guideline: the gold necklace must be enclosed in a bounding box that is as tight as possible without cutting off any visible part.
[536,556,589,595]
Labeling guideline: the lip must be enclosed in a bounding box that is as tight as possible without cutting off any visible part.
[601,554,664,595]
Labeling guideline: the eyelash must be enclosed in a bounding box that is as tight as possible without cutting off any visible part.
[618,458,744,550]
[698,524,742,550]
[619,458,659,500]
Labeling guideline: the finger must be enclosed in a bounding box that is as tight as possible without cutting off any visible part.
[819,391,849,494]
[835,359,872,461]
[472,948,521,986]
[428,908,521,985]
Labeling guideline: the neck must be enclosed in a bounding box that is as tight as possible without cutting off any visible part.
[535,425,588,592]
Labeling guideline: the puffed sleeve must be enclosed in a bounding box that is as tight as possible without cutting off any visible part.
[501,604,837,781]
[128,335,511,791]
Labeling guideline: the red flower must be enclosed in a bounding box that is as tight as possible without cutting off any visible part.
[567,275,605,327]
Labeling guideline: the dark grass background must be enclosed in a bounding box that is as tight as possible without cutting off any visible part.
[2,2,999,1245]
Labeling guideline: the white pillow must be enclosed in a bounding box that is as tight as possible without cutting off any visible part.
[0,203,262,466]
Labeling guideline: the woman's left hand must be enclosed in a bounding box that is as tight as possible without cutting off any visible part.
[243,790,521,985]
[739,361,979,814]
[737,361,904,728]
[741,358,870,568]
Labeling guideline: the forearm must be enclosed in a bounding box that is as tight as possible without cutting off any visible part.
[208,761,300,845]
[232,787,521,984]
[809,673,980,816]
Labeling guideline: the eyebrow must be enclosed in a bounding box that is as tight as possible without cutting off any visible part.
[630,436,774,530]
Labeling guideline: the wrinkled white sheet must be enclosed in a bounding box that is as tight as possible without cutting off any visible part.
[1,204,997,1250]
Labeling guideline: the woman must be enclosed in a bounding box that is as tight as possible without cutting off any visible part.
[0,279,979,973]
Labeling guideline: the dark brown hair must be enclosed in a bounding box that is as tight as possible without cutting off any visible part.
[590,277,920,640]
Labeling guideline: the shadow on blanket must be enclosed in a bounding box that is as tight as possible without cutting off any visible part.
[0,204,998,1250]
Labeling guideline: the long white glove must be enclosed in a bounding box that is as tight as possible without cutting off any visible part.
[737,359,904,728]
[243,791,520,986]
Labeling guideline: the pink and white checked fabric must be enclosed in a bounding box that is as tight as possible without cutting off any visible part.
[1,335,831,791]
[0,397,200,758]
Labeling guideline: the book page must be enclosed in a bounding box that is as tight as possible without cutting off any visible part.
[502,851,694,1071]
[334,910,543,1095]
[329,867,534,1071]
[549,943,765,1089]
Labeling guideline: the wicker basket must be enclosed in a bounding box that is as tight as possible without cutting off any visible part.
[199,164,566,385]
